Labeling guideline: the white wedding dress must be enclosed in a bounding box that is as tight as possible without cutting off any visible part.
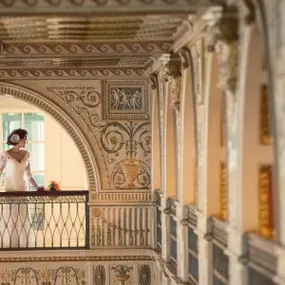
[0,150,35,248]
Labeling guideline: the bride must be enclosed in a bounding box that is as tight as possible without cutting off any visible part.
[0,128,43,248]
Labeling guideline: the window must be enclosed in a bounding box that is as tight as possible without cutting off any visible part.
[0,112,45,188]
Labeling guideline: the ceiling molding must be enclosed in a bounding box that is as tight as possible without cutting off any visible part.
[0,67,147,79]
[0,41,172,57]
[0,0,222,15]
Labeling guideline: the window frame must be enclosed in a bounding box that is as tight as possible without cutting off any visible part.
[0,111,45,188]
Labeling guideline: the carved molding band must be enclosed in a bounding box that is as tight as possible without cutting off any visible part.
[1,42,172,57]
[91,192,152,204]
[0,68,146,79]
[0,0,219,13]
[0,255,154,262]
[0,82,100,192]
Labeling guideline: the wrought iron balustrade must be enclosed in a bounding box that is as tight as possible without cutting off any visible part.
[170,215,177,269]
[156,207,162,253]
[188,226,199,284]
[0,190,89,250]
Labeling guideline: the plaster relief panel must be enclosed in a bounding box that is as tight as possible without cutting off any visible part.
[0,266,87,285]
[103,80,149,120]
[47,80,151,191]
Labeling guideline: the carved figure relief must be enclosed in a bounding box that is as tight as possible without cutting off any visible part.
[48,81,151,190]
[103,80,149,120]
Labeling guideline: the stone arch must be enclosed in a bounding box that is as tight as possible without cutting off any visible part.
[253,0,279,235]
[0,81,101,192]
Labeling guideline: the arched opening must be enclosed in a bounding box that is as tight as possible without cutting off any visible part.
[0,96,87,190]
[240,23,275,238]
[0,82,101,192]
[180,65,196,205]
[203,52,225,219]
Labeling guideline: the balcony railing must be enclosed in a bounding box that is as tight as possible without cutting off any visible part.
[0,190,89,250]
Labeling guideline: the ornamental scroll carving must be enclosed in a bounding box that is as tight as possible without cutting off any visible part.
[0,267,86,285]
[48,82,151,190]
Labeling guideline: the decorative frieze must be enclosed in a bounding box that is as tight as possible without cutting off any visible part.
[1,41,172,57]
[0,261,154,285]
[0,68,146,79]
[0,0,221,14]
[91,192,152,205]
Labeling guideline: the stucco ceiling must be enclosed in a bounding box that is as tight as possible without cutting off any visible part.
[0,15,187,41]
[0,14,191,75]
[0,15,191,75]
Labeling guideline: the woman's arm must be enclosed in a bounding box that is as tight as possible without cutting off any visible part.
[0,152,7,177]
[25,153,44,191]
[25,159,41,190]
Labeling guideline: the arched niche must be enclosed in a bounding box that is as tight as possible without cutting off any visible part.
[180,64,197,205]
[0,82,101,192]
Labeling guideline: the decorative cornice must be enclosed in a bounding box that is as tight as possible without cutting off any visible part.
[0,0,222,15]
[0,255,154,263]
[1,41,172,57]
[0,68,146,79]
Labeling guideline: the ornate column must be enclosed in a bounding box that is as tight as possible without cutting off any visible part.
[204,6,246,285]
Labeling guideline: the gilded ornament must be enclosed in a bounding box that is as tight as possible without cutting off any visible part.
[258,165,275,239]
[259,84,271,145]
[219,162,227,221]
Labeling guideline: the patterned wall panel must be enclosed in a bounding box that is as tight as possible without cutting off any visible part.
[47,80,151,191]
[0,259,154,285]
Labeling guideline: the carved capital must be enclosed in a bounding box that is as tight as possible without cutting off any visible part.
[169,76,182,111]
[164,54,182,111]
[205,7,239,94]
[178,47,191,69]
[205,8,239,51]
[243,0,255,25]
[149,73,158,90]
